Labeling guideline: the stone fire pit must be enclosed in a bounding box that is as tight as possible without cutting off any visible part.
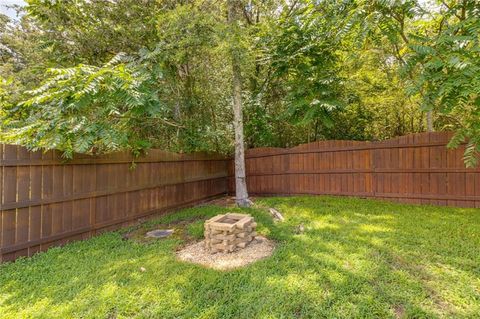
[204,213,257,253]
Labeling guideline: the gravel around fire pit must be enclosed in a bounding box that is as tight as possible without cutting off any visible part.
[176,236,275,270]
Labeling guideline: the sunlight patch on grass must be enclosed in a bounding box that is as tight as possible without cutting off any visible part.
[358,224,392,233]
[0,196,479,318]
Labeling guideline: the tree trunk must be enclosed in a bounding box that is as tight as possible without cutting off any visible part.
[232,62,250,207]
[228,0,251,207]
[426,110,434,132]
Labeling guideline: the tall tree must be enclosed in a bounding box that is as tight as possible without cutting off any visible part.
[228,0,251,207]
[2,0,479,169]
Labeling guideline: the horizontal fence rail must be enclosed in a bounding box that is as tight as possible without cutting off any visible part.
[0,145,229,262]
[229,132,480,208]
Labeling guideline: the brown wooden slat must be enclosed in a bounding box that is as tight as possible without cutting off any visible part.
[1,145,229,262]
[1,175,228,211]
[16,146,31,250]
[238,168,480,175]
[0,191,224,255]
[235,132,480,207]
[241,141,471,159]
[0,157,229,167]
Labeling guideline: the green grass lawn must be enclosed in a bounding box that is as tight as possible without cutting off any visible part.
[1,196,479,319]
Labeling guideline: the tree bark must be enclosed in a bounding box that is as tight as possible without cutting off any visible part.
[228,0,251,207]
[426,110,434,132]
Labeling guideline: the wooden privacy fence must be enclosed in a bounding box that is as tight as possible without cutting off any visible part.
[230,132,480,208]
[2,131,479,262]
[0,145,229,262]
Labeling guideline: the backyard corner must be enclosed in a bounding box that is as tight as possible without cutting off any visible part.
[0,196,479,319]
[2,1,480,318]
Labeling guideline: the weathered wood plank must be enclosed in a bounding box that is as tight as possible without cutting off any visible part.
[0,144,229,262]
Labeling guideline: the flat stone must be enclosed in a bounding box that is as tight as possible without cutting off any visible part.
[145,229,174,238]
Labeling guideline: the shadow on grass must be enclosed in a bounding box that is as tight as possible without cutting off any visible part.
[0,196,479,318]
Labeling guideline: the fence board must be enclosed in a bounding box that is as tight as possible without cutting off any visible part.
[0,146,229,262]
[230,132,480,209]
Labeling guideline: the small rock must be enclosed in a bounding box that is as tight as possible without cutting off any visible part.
[269,208,285,221]
[121,233,132,241]
[295,223,305,234]
[145,229,174,239]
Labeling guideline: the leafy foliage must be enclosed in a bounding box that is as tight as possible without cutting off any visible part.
[263,3,343,128]
[0,0,479,166]
[2,52,171,157]
[25,0,161,65]
[403,0,480,166]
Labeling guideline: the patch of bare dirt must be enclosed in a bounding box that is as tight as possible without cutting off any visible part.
[176,236,275,270]
[122,217,203,244]
[393,304,405,318]
[200,196,238,207]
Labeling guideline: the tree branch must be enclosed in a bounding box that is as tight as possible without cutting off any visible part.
[112,114,185,128]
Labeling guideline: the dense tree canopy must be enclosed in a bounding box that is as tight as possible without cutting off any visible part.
[0,0,479,165]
